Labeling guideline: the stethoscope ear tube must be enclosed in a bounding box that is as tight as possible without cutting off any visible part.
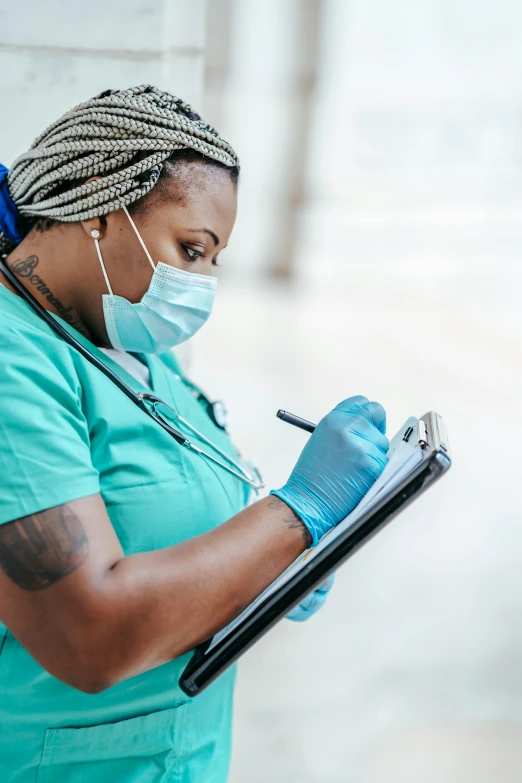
[1,260,140,398]
[0,260,263,490]
[0,260,188,440]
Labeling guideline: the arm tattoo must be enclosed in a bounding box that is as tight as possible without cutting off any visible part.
[267,497,312,547]
[0,505,88,590]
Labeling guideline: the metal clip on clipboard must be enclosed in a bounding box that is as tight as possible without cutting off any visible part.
[420,412,449,452]
[407,413,449,452]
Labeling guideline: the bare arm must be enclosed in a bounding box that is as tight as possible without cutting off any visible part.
[0,494,311,693]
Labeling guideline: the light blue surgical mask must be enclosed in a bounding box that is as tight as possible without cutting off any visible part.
[93,205,217,354]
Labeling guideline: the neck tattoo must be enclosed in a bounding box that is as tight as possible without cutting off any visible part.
[8,255,88,336]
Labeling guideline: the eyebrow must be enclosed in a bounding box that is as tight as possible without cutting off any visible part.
[187,228,220,247]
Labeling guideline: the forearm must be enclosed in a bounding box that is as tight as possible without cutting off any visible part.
[80,496,310,688]
[0,396,389,694]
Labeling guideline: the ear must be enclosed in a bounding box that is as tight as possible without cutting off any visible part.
[79,176,106,240]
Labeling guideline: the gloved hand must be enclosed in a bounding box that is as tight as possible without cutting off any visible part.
[286,573,335,622]
[270,395,389,546]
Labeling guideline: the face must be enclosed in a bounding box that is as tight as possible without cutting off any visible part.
[84,161,237,307]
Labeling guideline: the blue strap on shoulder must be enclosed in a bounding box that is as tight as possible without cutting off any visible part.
[0,164,30,244]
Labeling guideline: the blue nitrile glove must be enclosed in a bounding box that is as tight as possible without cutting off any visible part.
[286,574,335,622]
[271,395,389,546]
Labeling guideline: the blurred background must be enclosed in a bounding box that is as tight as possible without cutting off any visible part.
[1,1,521,781]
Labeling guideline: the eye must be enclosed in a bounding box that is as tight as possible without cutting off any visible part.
[183,246,203,262]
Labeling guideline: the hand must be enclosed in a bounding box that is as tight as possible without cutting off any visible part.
[270,395,389,545]
[286,574,335,622]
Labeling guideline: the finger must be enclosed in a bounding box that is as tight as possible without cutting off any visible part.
[334,395,369,413]
[286,606,306,622]
[300,591,327,617]
[368,431,390,454]
[363,437,390,464]
[349,400,387,435]
[287,594,317,622]
[348,416,390,453]
[360,401,387,434]
[299,593,317,612]
[316,573,335,594]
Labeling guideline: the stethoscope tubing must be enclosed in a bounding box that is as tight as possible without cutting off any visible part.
[142,393,260,484]
[0,260,263,491]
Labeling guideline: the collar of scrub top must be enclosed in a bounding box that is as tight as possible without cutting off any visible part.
[0,258,264,492]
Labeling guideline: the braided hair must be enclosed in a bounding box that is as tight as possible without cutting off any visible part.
[0,84,239,255]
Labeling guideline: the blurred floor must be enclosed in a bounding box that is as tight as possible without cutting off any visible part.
[190,236,522,782]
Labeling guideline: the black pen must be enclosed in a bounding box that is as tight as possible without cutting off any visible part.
[276,409,317,434]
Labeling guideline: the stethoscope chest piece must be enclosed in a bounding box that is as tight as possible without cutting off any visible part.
[207,399,228,430]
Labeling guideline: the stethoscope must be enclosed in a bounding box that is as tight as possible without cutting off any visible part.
[0,259,264,492]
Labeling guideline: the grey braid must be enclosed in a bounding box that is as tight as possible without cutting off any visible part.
[0,84,239,255]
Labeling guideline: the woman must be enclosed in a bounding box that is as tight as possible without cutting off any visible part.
[0,85,389,782]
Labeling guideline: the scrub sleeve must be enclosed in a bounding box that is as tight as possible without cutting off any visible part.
[0,285,245,783]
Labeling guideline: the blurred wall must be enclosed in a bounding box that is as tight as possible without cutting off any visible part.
[198,2,522,782]
[303,0,522,288]
[0,0,207,166]
[0,0,208,370]
[205,0,522,293]
[205,0,322,277]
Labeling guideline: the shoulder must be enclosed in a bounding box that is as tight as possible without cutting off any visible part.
[0,288,82,395]
[0,294,99,523]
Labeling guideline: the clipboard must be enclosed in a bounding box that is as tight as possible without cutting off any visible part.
[179,411,451,697]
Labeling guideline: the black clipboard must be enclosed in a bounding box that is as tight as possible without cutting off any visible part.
[179,411,451,697]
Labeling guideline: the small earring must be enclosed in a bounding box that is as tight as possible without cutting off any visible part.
[91,229,100,240]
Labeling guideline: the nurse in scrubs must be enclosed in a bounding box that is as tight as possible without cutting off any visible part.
[0,85,389,782]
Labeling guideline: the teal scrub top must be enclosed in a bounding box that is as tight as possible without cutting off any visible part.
[0,283,247,783]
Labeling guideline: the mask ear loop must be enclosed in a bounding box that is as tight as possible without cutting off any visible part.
[91,230,113,295]
[122,205,156,271]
